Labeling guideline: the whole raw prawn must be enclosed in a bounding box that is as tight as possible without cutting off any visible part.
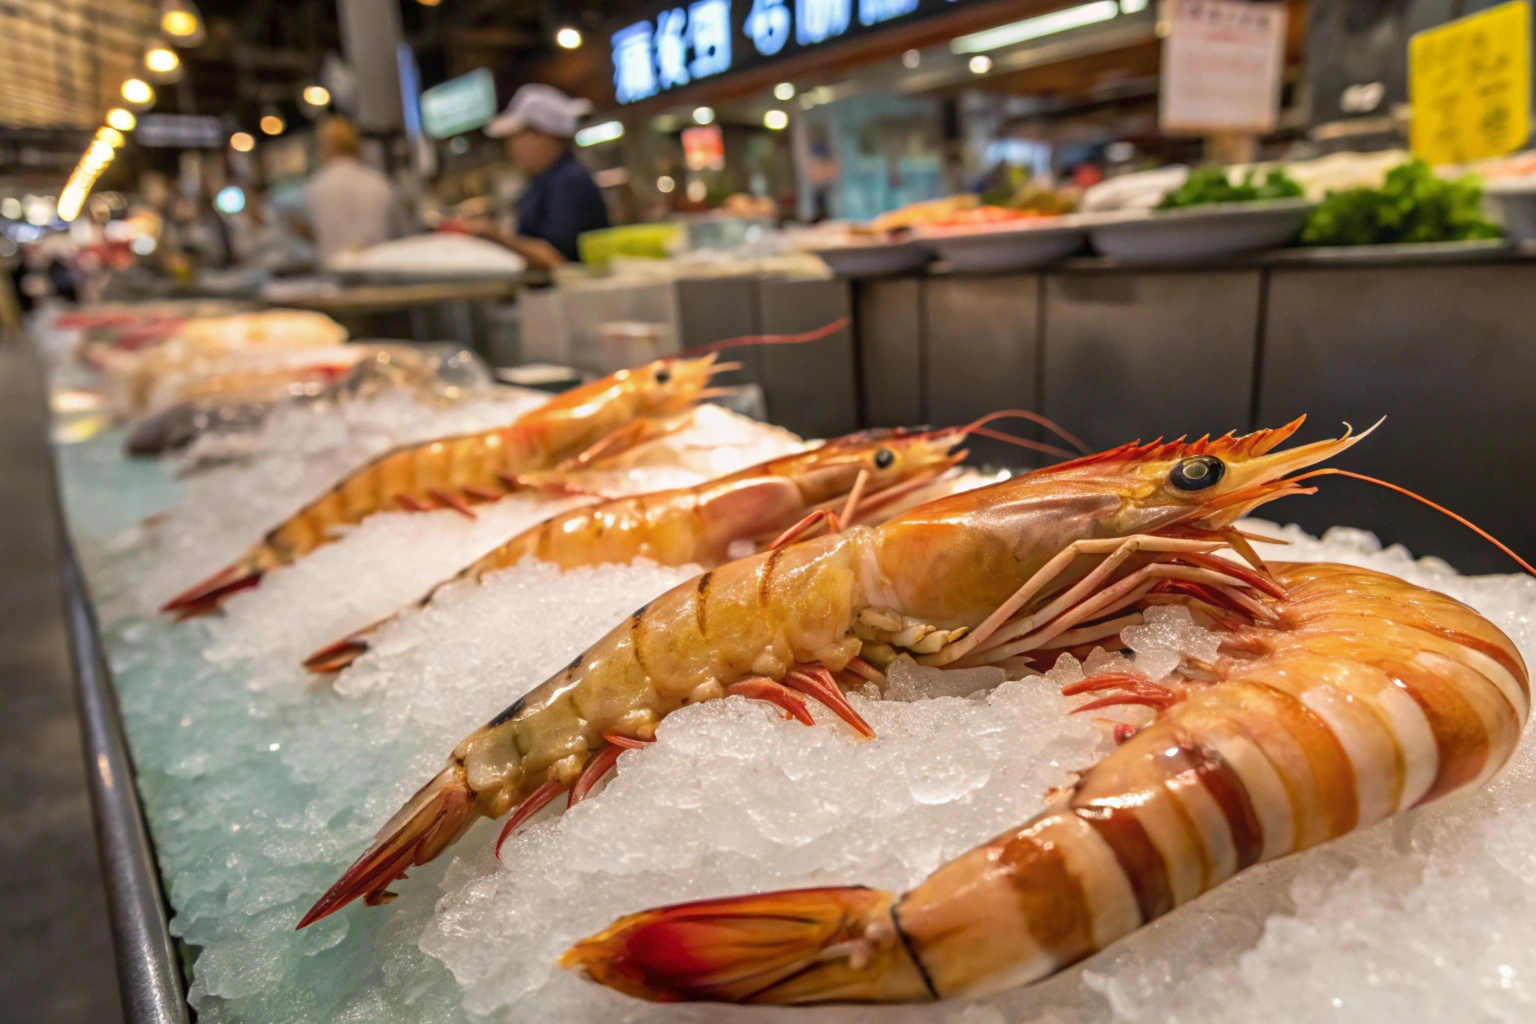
[162,354,725,615]
[561,444,1533,1003]
[297,416,1394,929]
[301,429,970,673]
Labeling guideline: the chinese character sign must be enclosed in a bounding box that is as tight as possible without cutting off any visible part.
[798,0,851,45]
[612,1,736,103]
[859,0,917,27]
[746,0,790,55]
[690,0,733,77]
[612,22,659,104]
[1160,0,1287,133]
[1410,0,1530,165]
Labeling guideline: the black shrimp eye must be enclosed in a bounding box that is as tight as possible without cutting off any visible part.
[874,448,895,469]
[1170,455,1226,491]
[654,367,672,385]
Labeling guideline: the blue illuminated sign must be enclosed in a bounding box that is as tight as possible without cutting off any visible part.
[611,0,972,103]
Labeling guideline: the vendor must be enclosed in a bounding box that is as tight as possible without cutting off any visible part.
[478,85,609,269]
[303,117,406,262]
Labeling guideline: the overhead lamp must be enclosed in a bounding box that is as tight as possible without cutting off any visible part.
[657,175,676,194]
[145,41,180,77]
[950,0,1119,54]
[574,120,624,147]
[902,49,921,68]
[59,188,85,223]
[0,197,20,220]
[96,127,125,147]
[106,107,137,131]
[87,140,115,163]
[122,78,155,106]
[215,186,246,214]
[230,131,255,152]
[302,85,331,107]
[969,55,993,74]
[160,0,205,44]
[260,113,285,135]
[555,27,582,49]
[416,0,443,6]
[773,82,795,101]
[693,106,715,125]
[763,109,788,130]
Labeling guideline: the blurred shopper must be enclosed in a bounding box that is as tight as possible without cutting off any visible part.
[304,117,405,262]
[476,84,609,268]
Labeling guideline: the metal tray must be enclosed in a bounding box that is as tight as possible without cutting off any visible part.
[60,542,191,1024]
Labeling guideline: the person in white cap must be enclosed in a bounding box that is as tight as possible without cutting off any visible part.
[475,84,609,268]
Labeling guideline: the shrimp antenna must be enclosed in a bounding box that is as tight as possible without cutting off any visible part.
[964,409,1093,455]
[1292,468,1536,577]
[967,426,1076,461]
[679,317,851,357]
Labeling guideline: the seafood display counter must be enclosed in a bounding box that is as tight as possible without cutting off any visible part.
[44,304,1536,1024]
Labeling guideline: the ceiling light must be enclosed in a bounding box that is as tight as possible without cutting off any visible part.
[302,85,331,107]
[969,55,993,74]
[417,0,442,6]
[215,186,246,214]
[160,0,204,43]
[556,27,582,49]
[87,141,115,163]
[145,43,179,75]
[230,131,255,152]
[686,179,707,202]
[574,120,625,147]
[951,0,1119,54]
[0,198,20,220]
[773,82,795,101]
[121,78,155,106]
[763,109,788,130]
[693,106,715,125]
[106,108,136,131]
[96,127,125,148]
[902,49,921,68]
[657,175,675,193]
[260,114,285,135]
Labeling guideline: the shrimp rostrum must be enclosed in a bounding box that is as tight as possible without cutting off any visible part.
[300,415,1449,934]
[558,420,1530,1004]
[162,354,725,616]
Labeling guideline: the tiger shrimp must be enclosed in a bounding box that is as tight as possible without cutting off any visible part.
[161,354,725,615]
[301,428,971,673]
[296,416,1383,928]
[562,443,1534,1004]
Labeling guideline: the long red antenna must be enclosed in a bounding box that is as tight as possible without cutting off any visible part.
[968,426,1076,460]
[679,317,851,357]
[1293,468,1536,577]
[964,409,1093,455]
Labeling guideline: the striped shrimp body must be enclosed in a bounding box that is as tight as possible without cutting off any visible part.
[301,430,967,673]
[562,561,1528,1004]
[162,355,723,615]
[297,417,1374,927]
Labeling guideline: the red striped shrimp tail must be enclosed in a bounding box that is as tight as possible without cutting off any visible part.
[302,635,372,674]
[160,564,263,617]
[561,886,928,1004]
[297,766,477,929]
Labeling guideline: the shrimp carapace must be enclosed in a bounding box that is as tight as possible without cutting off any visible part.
[162,354,724,616]
[299,419,1376,929]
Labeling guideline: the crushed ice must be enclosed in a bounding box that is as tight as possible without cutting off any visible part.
[56,393,1536,1024]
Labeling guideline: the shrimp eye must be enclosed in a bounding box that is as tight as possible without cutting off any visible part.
[654,367,672,385]
[874,448,895,469]
[1170,455,1225,491]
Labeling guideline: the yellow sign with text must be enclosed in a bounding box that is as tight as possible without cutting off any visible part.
[1410,0,1531,165]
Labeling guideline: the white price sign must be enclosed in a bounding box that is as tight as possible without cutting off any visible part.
[1160,0,1288,134]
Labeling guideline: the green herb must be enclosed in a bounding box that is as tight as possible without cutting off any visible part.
[1156,167,1304,210]
[1300,158,1501,246]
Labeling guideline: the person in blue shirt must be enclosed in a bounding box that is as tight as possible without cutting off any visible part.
[479,84,610,268]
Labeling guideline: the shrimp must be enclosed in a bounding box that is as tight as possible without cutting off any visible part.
[301,429,969,674]
[295,416,1379,928]
[562,561,1527,1003]
[161,355,724,615]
